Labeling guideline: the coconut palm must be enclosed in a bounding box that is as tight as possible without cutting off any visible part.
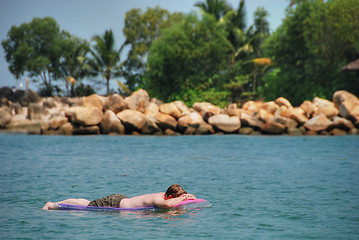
[59,37,91,96]
[90,29,128,96]
[194,0,231,21]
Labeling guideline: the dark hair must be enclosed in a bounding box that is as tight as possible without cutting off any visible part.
[165,184,187,198]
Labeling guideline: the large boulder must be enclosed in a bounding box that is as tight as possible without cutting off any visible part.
[144,102,160,118]
[101,110,125,134]
[300,100,317,118]
[208,114,241,133]
[333,91,359,125]
[312,97,339,118]
[261,101,280,114]
[333,90,359,108]
[82,94,105,111]
[177,112,204,133]
[242,101,263,115]
[49,116,68,130]
[27,103,45,120]
[261,120,286,134]
[195,122,215,135]
[192,102,221,119]
[159,102,182,119]
[156,112,177,131]
[141,116,161,134]
[329,116,354,131]
[66,106,103,126]
[0,107,12,128]
[258,108,274,123]
[117,109,147,132]
[275,97,293,109]
[225,103,241,117]
[240,112,263,129]
[125,89,150,113]
[289,107,309,124]
[103,94,127,114]
[173,101,191,115]
[304,114,333,132]
[73,125,100,135]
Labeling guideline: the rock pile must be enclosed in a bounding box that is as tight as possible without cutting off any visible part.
[0,87,358,136]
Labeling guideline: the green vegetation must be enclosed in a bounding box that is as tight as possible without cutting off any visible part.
[2,0,358,106]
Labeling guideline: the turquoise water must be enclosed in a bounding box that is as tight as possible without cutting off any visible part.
[0,133,358,239]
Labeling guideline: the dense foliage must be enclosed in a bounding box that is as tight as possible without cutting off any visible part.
[260,0,359,105]
[2,0,358,103]
[144,13,232,105]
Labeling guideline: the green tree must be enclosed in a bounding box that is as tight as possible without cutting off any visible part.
[145,13,232,104]
[2,17,68,96]
[262,0,359,105]
[58,37,92,96]
[90,29,128,96]
[194,0,231,21]
[123,7,183,90]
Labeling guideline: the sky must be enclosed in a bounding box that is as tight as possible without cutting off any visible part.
[0,0,288,93]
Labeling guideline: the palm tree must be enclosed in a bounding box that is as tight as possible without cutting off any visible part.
[90,29,128,96]
[59,37,92,96]
[194,0,231,21]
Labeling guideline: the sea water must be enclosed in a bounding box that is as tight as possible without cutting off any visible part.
[0,133,358,239]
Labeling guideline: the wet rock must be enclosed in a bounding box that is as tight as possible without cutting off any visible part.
[239,127,254,135]
[287,127,302,136]
[261,120,285,134]
[329,128,347,136]
[100,110,125,135]
[304,114,333,132]
[117,109,147,132]
[73,125,100,135]
[103,94,127,114]
[208,114,241,133]
[195,122,215,135]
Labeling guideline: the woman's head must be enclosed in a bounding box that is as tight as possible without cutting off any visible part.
[165,184,187,198]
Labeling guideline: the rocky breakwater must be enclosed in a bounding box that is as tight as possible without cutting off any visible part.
[0,87,358,136]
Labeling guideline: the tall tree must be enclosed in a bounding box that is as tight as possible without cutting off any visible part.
[262,0,359,105]
[2,17,68,96]
[145,13,232,104]
[58,37,92,96]
[123,7,183,90]
[194,0,231,21]
[90,29,127,96]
